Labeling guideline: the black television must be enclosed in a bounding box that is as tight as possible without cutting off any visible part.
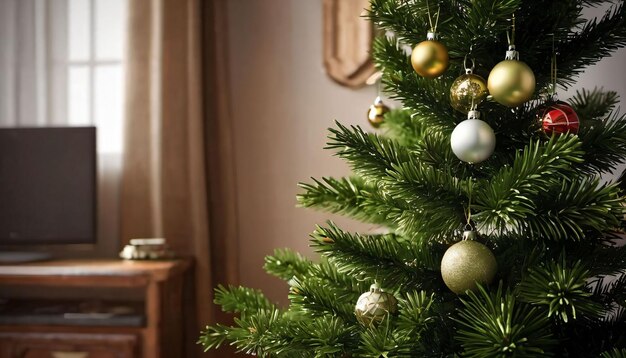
[0,127,97,246]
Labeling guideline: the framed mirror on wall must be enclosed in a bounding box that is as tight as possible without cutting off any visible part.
[323,0,377,89]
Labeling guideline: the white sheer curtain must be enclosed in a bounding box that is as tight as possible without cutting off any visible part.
[0,0,67,126]
[0,0,126,256]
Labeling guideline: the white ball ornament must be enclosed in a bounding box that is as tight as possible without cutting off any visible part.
[450,111,496,163]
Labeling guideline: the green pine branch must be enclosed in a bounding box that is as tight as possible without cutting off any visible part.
[312,259,372,296]
[518,257,603,323]
[588,243,626,276]
[200,312,360,357]
[396,291,436,336]
[593,273,626,309]
[579,112,626,174]
[297,176,395,226]
[526,179,624,241]
[264,248,313,282]
[602,348,626,358]
[289,316,359,356]
[385,157,468,240]
[473,135,584,236]
[554,309,626,356]
[455,284,557,357]
[265,250,371,316]
[567,88,626,174]
[379,108,427,147]
[556,3,626,87]
[214,285,276,318]
[326,123,468,241]
[457,0,521,51]
[367,0,436,46]
[288,276,357,322]
[310,223,441,290]
[570,88,620,123]
[326,121,410,181]
[355,322,415,358]
[199,309,302,357]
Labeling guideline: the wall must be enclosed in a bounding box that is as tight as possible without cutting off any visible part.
[227,1,626,305]
[227,0,374,304]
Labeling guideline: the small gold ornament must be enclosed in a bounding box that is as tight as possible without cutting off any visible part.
[367,96,390,128]
[440,231,498,294]
[487,45,536,107]
[450,61,488,113]
[354,283,397,327]
[411,32,449,78]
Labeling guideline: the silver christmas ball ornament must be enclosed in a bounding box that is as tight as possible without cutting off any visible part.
[354,283,397,327]
[450,111,496,163]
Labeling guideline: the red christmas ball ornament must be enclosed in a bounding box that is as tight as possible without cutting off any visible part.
[539,101,580,135]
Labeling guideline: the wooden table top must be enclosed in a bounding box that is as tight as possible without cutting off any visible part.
[0,259,191,285]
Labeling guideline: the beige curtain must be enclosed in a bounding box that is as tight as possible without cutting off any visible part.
[122,0,238,356]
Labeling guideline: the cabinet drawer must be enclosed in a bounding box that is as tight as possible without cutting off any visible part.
[0,332,138,358]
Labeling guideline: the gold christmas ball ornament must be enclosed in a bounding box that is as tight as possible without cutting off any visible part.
[450,72,488,113]
[354,283,397,327]
[487,46,536,107]
[367,96,390,128]
[440,232,498,294]
[411,32,449,78]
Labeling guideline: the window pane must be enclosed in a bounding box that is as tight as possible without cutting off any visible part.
[68,0,91,62]
[94,65,124,153]
[68,66,90,125]
[95,0,127,60]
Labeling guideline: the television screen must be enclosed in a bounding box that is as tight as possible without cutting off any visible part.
[0,127,96,245]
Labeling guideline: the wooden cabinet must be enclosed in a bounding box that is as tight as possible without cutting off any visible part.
[0,332,138,358]
[0,259,191,358]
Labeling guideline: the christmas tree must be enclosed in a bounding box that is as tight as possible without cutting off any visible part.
[199,1,626,356]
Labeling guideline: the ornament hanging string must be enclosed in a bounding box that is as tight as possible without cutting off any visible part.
[426,0,441,33]
[506,14,516,47]
[465,180,473,230]
[551,34,558,97]
[463,55,475,73]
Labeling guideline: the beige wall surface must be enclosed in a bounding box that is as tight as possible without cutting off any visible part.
[227,1,626,305]
[227,0,375,304]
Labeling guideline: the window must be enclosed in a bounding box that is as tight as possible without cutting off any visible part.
[0,0,128,254]
[0,0,127,154]
[67,0,127,153]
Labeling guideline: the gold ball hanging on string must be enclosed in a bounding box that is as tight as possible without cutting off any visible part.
[487,48,536,107]
[440,230,498,294]
[411,32,449,78]
[367,96,390,128]
[450,57,488,113]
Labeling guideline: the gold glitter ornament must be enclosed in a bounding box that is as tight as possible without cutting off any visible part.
[450,67,488,113]
[354,283,397,327]
[440,231,498,294]
[367,96,390,128]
